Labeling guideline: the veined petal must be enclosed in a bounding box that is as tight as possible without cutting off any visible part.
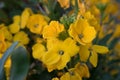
[57,53,70,70]
[43,49,60,65]
[90,51,98,67]
[62,38,79,57]
[92,45,109,54]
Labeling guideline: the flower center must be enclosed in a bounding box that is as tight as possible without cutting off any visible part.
[34,24,39,28]
[59,50,64,55]
[69,71,75,76]
[78,34,84,39]
[88,48,93,52]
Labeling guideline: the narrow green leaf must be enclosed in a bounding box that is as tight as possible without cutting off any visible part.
[0,42,18,75]
[0,69,6,80]
[10,46,30,80]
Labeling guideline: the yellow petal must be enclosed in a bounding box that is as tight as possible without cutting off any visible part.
[92,45,109,54]
[79,45,90,62]
[9,23,20,34]
[75,63,90,78]
[57,53,70,70]
[43,21,64,39]
[32,43,46,60]
[58,0,70,9]
[43,50,60,65]
[82,26,96,43]
[62,38,79,57]
[13,15,20,23]
[60,69,82,80]
[52,77,59,80]
[90,51,98,67]
[21,8,31,29]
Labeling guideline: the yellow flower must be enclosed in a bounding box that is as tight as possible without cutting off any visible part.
[13,31,29,45]
[68,18,96,45]
[43,21,64,39]
[52,77,59,80]
[13,15,21,23]
[60,68,82,80]
[0,32,6,52]
[82,11,100,31]
[43,38,79,71]
[9,23,20,34]
[58,0,70,9]
[79,44,109,67]
[0,54,11,80]
[0,24,13,41]
[105,1,119,15]
[32,43,46,60]
[27,14,48,34]
[9,15,20,34]
[21,8,32,29]
[107,24,120,44]
[60,63,90,80]
[75,63,90,78]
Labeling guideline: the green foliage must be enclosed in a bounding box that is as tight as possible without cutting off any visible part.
[10,46,30,80]
[0,42,18,75]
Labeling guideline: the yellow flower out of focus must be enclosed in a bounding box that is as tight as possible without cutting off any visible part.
[79,44,109,67]
[0,24,13,41]
[68,18,96,45]
[9,15,20,34]
[52,77,59,80]
[13,15,21,23]
[13,31,29,45]
[43,21,64,39]
[58,0,70,9]
[27,14,48,34]
[0,32,6,52]
[21,8,32,29]
[9,23,20,34]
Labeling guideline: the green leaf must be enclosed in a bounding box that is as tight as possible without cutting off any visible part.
[10,46,30,80]
[0,69,6,80]
[0,42,18,75]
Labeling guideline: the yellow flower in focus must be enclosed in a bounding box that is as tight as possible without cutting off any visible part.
[58,0,70,9]
[82,11,100,31]
[68,18,96,45]
[21,8,32,29]
[43,38,79,71]
[13,31,29,45]
[43,21,64,39]
[27,14,48,34]
[0,32,6,52]
[79,45,109,67]
[60,68,82,80]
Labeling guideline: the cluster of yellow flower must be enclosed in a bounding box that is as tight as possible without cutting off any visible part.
[0,0,120,80]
